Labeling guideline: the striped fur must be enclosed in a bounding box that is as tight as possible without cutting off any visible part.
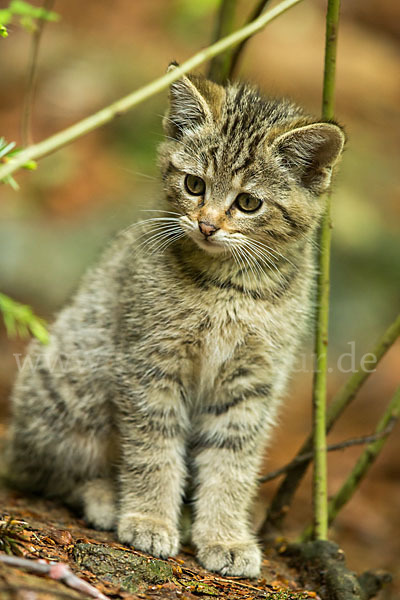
[7,70,345,578]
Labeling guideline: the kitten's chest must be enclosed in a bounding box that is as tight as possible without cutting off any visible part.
[188,301,267,397]
[191,333,236,401]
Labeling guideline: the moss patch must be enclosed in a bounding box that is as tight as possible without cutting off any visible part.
[72,542,173,593]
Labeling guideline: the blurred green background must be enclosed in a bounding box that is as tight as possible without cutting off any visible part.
[0,0,399,595]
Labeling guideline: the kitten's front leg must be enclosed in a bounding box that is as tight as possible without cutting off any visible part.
[192,375,278,578]
[116,375,188,558]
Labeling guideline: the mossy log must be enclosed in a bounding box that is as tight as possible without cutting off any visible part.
[283,541,391,600]
[72,542,174,594]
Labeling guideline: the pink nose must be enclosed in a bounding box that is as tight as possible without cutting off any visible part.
[198,221,219,237]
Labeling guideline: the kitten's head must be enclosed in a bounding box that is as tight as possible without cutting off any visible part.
[158,65,345,258]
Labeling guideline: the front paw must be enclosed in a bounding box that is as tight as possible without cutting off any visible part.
[117,513,179,558]
[197,541,261,578]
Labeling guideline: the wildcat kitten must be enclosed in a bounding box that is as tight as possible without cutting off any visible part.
[7,66,345,578]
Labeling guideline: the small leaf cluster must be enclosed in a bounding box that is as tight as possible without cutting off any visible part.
[0,516,27,556]
[0,0,59,37]
[0,138,37,190]
[0,292,49,344]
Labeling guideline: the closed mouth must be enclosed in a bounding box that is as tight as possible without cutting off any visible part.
[193,234,226,254]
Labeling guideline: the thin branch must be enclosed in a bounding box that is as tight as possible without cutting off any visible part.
[228,0,273,79]
[311,0,341,542]
[0,584,80,600]
[21,0,55,146]
[260,312,400,537]
[258,424,396,484]
[327,388,400,527]
[207,0,238,84]
[325,312,400,428]
[0,554,109,600]
[0,0,304,183]
[299,388,400,541]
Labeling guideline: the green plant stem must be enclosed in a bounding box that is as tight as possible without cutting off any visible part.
[258,424,395,484]
[21,0,55,146]
[260,312,400,536]
[207,0,238,84]
[0,0,303,183]
[322,2,341,120]
[328,386,400,526]
[312,205,331,541]
[311,0,341,542]
[300,386,400,541]
[228,0,273,79]
[325,313,400,424]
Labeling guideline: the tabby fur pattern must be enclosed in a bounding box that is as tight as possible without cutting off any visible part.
[7,66,345,577]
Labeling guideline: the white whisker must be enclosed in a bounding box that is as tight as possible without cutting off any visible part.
[139,226,182,251]
[248,237,294,267]
[149,232,186,256]
[240,246,260,290]
[119,168,157,181]
[140,209,182,216]
[242,242,285,282]
[231,237,286,285]
[135,223,183,253]
[230,245,249,295]
[135,224,180,244]
[122,216,181,235]
[230,244,256,297]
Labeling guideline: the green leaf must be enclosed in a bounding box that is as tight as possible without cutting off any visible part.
[36,6,59,22]
[0,9,12,27]
[9,0,37,16]
[3,310,16,337]
[175,0,220,19]
[0,138,37,185]
[0,1,60,34]
[22,159,37,170]
[3,174,19,190]
[0,293,49,344]
[0,139,16,159]
[19,14,35,32]
[29,318,49,344]
[16,320,29,338]
[9,0,59,22]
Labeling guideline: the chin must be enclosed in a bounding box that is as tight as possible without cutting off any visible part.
[193,237,227,255]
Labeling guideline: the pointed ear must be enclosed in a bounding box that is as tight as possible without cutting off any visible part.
[163,63,224,139]
[272,123,346,195]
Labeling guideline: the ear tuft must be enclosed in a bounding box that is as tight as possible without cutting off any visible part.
[167,61,179,72]
[272,122,346,195]
[163,66,225,140]
[163,71,212,139]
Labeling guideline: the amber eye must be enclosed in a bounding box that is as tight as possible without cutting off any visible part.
[185,174,205,196]
[235,193,262,213]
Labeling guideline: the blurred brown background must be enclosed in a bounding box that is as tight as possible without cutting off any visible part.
[0,1,399,597]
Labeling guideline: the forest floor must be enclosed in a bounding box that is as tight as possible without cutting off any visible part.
[0,487,318,600]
